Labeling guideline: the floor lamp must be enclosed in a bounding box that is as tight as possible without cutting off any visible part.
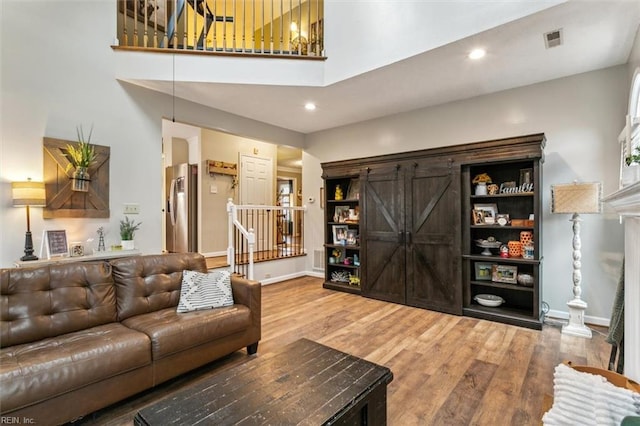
[551,181,602,338]
[12,179,46,261]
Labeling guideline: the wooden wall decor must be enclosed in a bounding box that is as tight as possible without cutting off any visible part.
[43,137,110,218]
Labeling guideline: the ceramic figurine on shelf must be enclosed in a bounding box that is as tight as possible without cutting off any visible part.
[500,244,509,258]
[334,185,344,200]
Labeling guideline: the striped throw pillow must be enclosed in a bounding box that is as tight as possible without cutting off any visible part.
[177,270,234,313]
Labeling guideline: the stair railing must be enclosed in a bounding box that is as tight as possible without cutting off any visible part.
[227,198,306,280]
[117,0,325,57]
[227,198,256,280]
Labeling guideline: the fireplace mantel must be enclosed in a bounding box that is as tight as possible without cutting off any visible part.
[604,181,640,216]
[604,180,640,382]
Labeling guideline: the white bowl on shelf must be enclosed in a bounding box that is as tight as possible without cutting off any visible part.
[474,294,505,307]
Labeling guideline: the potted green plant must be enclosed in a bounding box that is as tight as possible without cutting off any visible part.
[120,216,141,250]
[622,146,640,186]
[65,125,97,192]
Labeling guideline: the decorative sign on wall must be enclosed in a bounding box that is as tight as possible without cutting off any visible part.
[43,137,110,218]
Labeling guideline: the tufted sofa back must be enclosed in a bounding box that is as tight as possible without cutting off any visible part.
[0,262,116,348]
[111,253,207,321]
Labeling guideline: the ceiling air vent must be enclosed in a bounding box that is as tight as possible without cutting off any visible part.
[544,29,563,49]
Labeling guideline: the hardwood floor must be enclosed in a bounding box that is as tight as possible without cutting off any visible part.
[73,276,611,425]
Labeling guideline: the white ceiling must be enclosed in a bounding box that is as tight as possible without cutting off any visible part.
[131,1,640,135]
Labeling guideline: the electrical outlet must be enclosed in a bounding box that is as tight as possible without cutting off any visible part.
[124,203,140,214]
[264,273,271,279]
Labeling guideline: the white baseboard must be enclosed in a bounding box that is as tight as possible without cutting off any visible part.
[260,271,309,286]
[546,310,610,328]
[260,270,324,285]
[201,251,226,258]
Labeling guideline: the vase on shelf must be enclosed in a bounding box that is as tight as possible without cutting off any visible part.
[475,182,487,196]
[71,167,90,192]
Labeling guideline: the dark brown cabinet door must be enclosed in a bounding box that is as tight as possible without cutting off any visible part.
[361,166,406,304]
[361,163,461,312]
[405,164,461,314]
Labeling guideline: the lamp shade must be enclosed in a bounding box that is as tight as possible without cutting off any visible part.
[551,182,602,214]
[12,180,46,207]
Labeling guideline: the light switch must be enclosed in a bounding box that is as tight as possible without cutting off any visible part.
[210,184,218,194]
[124,203,140,214]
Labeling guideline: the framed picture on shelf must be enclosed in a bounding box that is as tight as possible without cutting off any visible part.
[346,178,360,200]
[492,264,518,284]
[69,242,84,257]
[333,205,350,223]
[332,225,349,244]
[519,168,533,186]
[346,229,358,246]
[474,262,493,281]
[496,213,510,226]
[473,203,498,224]
[472,209,486,225]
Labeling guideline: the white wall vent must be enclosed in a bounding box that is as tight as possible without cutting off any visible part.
[544,29,563,49]
[313,249,325,270]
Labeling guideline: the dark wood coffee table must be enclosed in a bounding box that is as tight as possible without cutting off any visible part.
[134,338,393,425]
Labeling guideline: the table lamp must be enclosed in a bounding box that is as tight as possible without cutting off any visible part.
[12,178,46,261]
[551,181,602,338]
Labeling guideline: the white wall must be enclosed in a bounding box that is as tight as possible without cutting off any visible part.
[199,130,278,255]
[303,66,627,324]
[628,25,640,83]
[0,1,304,268]
[323,1,562,84]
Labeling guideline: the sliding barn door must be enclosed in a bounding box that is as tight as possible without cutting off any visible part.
[361,167,406,304]
[405,164,462,314]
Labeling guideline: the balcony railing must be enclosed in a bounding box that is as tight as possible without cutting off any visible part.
[117,0,324,57]
[227,199,306,280]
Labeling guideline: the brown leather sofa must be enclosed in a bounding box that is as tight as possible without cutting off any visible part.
[0,252,261,425]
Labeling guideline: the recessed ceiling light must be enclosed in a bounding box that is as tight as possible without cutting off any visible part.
[304,103,316,111]
[469,48,486,60]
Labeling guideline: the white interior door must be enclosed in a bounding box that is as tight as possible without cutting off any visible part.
[240,155,273,249]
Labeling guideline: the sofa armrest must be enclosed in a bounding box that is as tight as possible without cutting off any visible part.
[230,274,261,338]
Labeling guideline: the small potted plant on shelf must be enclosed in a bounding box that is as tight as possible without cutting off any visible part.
[120,216,141,251]
[65,125,97,192]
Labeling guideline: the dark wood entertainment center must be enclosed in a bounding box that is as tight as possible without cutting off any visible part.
[322,133,545,329]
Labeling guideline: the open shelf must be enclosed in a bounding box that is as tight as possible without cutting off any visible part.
[470,280,534,292]
[463,305,542,330]
[462,146,544,330]
[463,254,541,265]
